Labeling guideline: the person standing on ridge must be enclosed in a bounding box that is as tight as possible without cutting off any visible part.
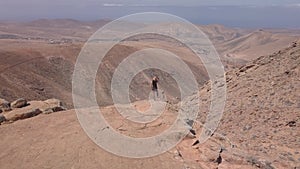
[151,76,159,100]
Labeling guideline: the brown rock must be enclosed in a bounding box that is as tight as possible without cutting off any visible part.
[5,108,42,122]
[0,98,11,112]
[0,114,6,123]
[44,98,63,106]
[1,99,66,123]
[11,98,28,108]
[42,99,66,114]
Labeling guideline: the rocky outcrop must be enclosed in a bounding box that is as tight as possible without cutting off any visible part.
[0,98,11,112]
[5,109,42,122]
[11,98,27,109]
[42,99,66,114]
[0,114,6,123]
[2,98,66,123]
[186,41,300,168]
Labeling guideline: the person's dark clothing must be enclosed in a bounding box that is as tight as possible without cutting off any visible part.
[152,79,158,90]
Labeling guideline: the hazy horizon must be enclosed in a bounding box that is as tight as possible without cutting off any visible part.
[0,1,300,28]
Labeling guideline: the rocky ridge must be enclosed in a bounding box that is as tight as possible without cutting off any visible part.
[179,41,300,168]
[0,98,66,124]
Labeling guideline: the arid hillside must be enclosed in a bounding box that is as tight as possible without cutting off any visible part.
[0,41,299,169]
[191,41,300,168]
[0,19,299,108]
[0,40,80,108]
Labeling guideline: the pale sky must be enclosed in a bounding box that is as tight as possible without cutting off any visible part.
[0,0,300,28]
[1,0,300,7]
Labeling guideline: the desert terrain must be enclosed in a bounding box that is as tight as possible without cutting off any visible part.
[0,19,299,169]
[0,19,299,107]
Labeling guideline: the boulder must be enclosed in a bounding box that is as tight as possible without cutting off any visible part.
[0,98,11,112]
[42,99,66,114]
[11,98,28,108]
[0,114,6,123]
[44,98,63,106]
[43,108,54,114]
[4,108,42,122]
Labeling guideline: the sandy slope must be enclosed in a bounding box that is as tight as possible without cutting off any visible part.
[0,110,194,169]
